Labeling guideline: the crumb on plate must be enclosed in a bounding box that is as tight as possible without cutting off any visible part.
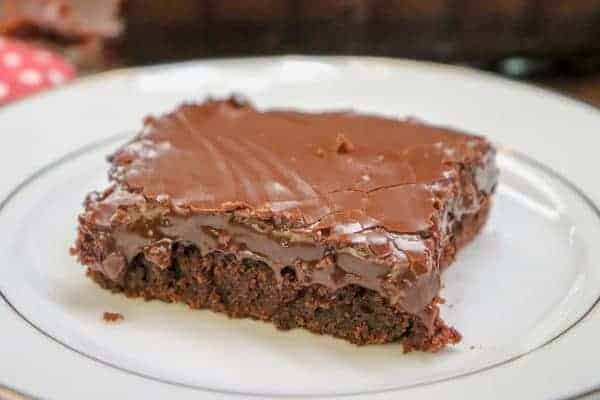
[103,311,124,323]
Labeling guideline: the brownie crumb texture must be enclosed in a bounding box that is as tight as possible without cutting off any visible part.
[88,246,462,352]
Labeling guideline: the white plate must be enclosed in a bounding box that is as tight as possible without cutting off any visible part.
[1,56,600,400]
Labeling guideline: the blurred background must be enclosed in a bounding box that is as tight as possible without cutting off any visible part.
[1,0,599,105]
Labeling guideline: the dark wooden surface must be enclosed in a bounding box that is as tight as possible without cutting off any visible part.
[542,74,600,107]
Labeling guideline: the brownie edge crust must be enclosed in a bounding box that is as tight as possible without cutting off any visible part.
[72,98,497,352]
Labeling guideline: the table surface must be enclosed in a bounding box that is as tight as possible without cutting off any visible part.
[542,74,600,108]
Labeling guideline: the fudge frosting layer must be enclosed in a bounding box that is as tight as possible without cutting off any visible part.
[109,98,495,225]
[81,98,497,315]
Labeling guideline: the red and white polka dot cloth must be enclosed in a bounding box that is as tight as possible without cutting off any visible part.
[0,37,75,105]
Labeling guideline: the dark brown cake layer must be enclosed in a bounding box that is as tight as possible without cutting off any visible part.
[72,98,497,351]
[85,200,489,352]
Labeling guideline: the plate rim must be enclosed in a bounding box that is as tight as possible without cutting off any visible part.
[1,54,599,118]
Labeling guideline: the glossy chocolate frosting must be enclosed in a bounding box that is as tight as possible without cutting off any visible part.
[80,98,497,315]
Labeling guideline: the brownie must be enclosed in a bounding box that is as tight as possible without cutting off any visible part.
[0,0,123,71]
[72,98,498,352]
